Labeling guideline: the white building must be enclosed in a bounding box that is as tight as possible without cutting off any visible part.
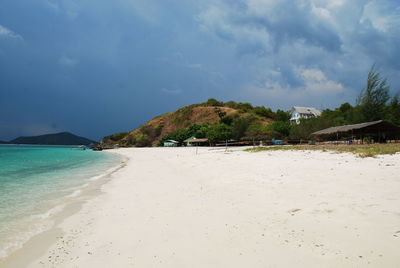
[290,106,322,124]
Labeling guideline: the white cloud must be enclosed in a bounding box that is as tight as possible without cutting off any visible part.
[0,25,23,40]
[58,56,79,66]
[161,88,182,95]
[42,0,80,19]
[241,67,346,107]
[301,68,326,82]
[361,1,400,32]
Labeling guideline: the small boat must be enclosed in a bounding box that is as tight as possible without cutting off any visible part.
[92,146,103,151]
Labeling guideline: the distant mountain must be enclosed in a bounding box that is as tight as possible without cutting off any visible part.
[10,132,96,145]
[0,140,8,144]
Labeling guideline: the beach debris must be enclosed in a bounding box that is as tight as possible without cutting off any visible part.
[288,208,301,215]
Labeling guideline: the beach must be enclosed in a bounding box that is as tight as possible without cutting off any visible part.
[3,147,400,267]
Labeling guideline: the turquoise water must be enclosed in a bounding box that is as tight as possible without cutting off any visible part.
[0,145,121,259]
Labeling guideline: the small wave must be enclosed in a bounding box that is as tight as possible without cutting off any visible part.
[87,162,123,181]
[106,164,122,173]
[66,189,82,198]
[88,174,104,181]
[29,204,65,220]
[0,214,55,259]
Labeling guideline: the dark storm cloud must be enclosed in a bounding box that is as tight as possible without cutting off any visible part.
[0,0,399,140]
[234,0,342,53]
[198,0,400,105]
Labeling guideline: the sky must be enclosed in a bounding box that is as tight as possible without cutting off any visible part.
[1,0,400,141]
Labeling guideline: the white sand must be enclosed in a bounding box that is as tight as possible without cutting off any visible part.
[5,147,400,267]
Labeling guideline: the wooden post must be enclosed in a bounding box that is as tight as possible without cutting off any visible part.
[225,139,228,152]
[351,130,354,144]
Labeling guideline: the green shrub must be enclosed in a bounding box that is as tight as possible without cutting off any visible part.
[268,121,291,138]
[243,124,277,140]
[203,98,224,107]
[132,133,151,147]
[273,109,291,121]
[106,132,129,142]
[253,106,274,118]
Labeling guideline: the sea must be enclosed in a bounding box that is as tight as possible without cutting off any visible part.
[0,145,122,259]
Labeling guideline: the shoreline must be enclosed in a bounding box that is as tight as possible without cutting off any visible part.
[2,147,400,267]
[0,150,127,267]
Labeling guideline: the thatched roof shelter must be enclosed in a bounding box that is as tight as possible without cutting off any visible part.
[184,137,209,147]
[184,138,209,143]
[312,120,400,141]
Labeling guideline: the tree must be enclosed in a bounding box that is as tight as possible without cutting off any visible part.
[244,124,277,140]
[387,93,400,125]
[206,124,232,142]
[214,107,227,121]
[339,102,352,113]
[267,121,291,138]
[159,128,191,145]
[231,115,256,140]
[220,114,235,125]
[204,98,223,106]
[357,65,390,121]
[187,124,210,138]
[274,109,291,122]
[289,117,333,140]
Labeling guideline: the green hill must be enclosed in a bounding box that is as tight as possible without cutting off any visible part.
[102,99,281,147]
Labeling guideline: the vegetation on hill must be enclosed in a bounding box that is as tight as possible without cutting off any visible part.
[102,100,277,147]
[103,65,400,147]
[10,132,95,145]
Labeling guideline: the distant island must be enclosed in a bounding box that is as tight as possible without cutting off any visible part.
[8,132,95,145]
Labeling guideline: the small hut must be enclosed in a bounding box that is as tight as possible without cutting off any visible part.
[312,120,400,142]
[163,140,179,147]
[184,137,209,147]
